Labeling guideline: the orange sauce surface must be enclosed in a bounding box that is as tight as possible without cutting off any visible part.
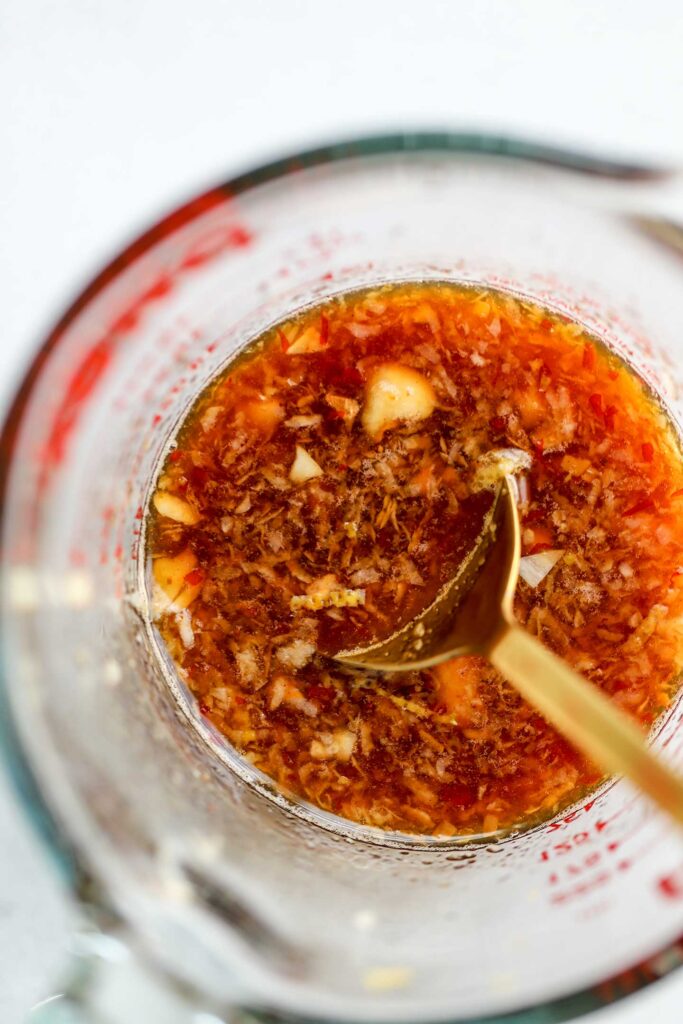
[148,283,683,836]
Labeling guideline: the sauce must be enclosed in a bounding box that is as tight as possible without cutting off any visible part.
[148,283,683,837]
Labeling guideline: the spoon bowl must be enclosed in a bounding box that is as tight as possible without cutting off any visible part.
[337,477,519,669]
[337,476,683,827]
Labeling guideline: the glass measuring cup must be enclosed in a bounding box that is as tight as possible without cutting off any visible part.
[3,134,683,1024]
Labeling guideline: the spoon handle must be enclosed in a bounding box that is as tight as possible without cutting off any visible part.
[489,620,683,826]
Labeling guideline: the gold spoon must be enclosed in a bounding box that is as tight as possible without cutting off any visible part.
[337,476,683,826]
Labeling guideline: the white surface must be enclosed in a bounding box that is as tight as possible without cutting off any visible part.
[2,1,683,1021]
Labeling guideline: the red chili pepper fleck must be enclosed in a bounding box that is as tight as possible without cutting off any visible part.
[490,415,506,432]
[134,505,143,520]
[589,393,603,416]
[234,695,245,705]
[582,345,596,370]
[169,449,183,463]
[184,568,204,587]
[199,702,210,715]
[442,782,477,809]
[322,272,334,281]
[624,497,655,516]
[531,438,545,458]
[307,684,335,709]
[604,405,617,430]
[608,369,619,381]
[540,318,553,331]
[188,466,209,489]
[339,364,366,387]
[319,314,330,346]
[642,443,654,463]
[278,328,290,352]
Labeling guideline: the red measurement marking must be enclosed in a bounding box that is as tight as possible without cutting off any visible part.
[109,308,140,335]
[41,338,115,472]
[35,189,251,492]
[180,223,253,270]
[546,849,609,883]
[657,864,683,900]
[550,871,612,905]
[546,808,585,831]
[140,275,173,302]
[540,814,627,862]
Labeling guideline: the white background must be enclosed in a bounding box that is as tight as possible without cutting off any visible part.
[2,1,683,1021]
